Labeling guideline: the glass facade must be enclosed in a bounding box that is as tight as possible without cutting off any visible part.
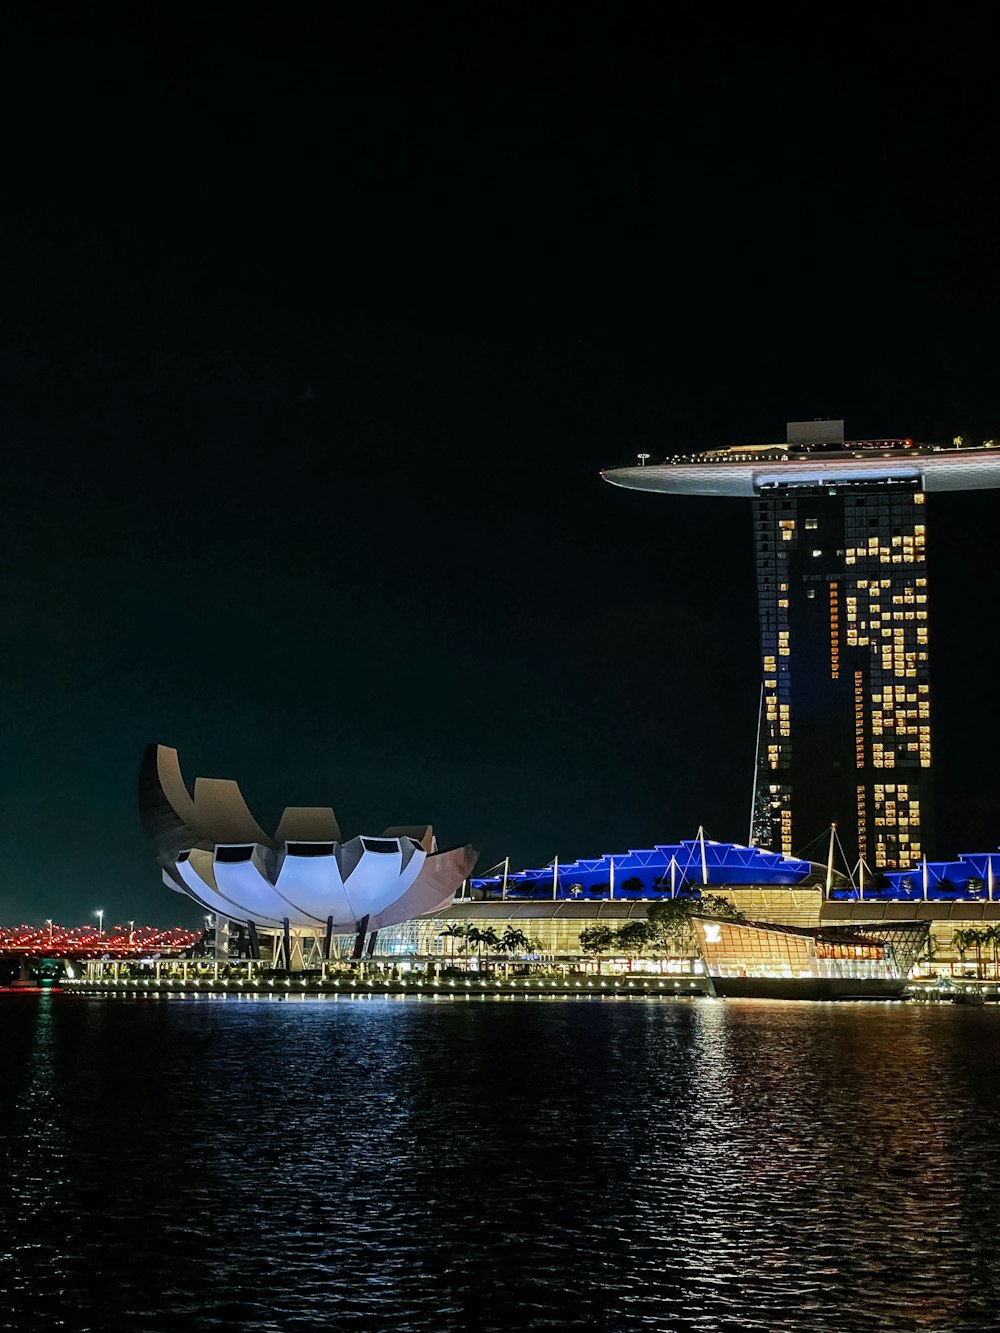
[753,478,933,869]
[696,919,928,981]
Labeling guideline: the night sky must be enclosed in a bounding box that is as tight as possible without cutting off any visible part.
[3,4,999,925]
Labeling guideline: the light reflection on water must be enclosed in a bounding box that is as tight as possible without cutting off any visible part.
[2,994,1000,1331]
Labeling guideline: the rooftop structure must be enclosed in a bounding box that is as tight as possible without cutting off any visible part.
[138,744,478,956]
[603,422,1000,872]
[602,424,1000,498]
[470,837,831,898]
[879,852,1000,899]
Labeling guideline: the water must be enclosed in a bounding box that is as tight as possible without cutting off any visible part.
[3,993,1000,1332]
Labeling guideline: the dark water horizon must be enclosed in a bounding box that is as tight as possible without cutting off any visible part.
[3,992,1000,1332]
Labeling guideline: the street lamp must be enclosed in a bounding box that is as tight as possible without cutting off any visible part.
[94,909,104,935]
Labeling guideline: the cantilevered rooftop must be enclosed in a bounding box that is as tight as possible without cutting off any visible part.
[601,418,1000,873]
[602,420,1000,497]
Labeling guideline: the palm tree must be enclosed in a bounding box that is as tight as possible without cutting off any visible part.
[438,923,467,967]
[494,926,530,978]
[971,928,986,980]
[954,928,986,979]
[985,924,1000,981]
[916,932,939,976]
[952,929,973,976]
[478,926,501,973]
[500,927,532,956]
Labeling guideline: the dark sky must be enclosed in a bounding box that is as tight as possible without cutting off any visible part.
[2,3,999,925]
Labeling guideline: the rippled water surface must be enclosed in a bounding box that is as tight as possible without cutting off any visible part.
[3,994,1000,1332]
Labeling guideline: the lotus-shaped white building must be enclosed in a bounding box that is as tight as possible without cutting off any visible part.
[139,745,478,949]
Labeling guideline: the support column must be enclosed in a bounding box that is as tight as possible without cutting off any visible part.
[352,915,370,961]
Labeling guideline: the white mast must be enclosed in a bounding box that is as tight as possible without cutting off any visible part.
[698,826,708,887]
[552,855,559,901]
[922,855,929,902]
[825,823,836,899]
[609,857,615,900]
[748,681,764,845]
[670,855,677,899]
[989,857,995,902]
[501,855,509,901]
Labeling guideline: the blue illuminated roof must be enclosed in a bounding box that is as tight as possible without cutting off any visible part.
[471,840,815,900]
[837,853,1000,901]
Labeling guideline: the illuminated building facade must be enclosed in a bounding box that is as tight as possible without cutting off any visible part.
[138,744,477,961]
[752,455,930,868]
[693,915,928,999]
[603,421,1000,870]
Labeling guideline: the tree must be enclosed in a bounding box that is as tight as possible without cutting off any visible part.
[917,933,939,973]
[579,924,615,955]
[614,921,653,957]
[645,893,745,955]
[986,924,1000,981]
[578,923,615,975]
[463,925,501,971]
[952,928,985,977]
[478,926,501,968]
[500,927,532,956]
[438,923,467,963]
[976,927,992,981]
[952,929,973,973]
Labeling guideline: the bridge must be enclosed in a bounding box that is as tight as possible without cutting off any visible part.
[0,924,202,985]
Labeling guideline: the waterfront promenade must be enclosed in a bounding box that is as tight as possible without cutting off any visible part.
[64,969,712,999]
[60,969,998,1003]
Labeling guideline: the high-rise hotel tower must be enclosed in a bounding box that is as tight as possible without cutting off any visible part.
[603,422,1000,871]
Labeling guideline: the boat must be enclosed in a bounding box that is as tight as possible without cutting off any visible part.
[951,989,986,1006]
